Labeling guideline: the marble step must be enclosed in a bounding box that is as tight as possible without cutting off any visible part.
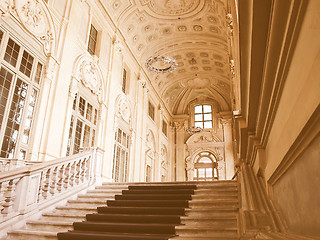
[175,225,238,238]
[191,194,238,200]
[42,212,86,222]
[189,199,238,208]
[55,205,97,214]
[66,199,108,207]
[95,185,128,190]
[181,216,237,226]
[170,237,239,240]
[7,230,58,240]
[25,220,73,232]
[185,207,238,217]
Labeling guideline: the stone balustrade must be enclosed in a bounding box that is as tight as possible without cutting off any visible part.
[0,148,103,225]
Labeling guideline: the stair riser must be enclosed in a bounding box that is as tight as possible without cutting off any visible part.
[115,195,192,200]
[181,219,237,226]
[26,223,72,232]
[55,209,97,214]
[189,203,238,208]
[176,230,238,238]
[42,216,86,222]
[186,212,237,218]
[7,233,58,240]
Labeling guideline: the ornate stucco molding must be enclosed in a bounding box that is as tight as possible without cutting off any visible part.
[1,0,56,56]
[72,54,103,101]
[115,94,132,125]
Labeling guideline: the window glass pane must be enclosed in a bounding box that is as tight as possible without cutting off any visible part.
[0,30,3,43]
[148,102,155,120]
[122,68,127,93]
[198,168,205,178]
[204,121,212,129]
[83,124,90,147]
[0,67,13,130]
[199,157,212,163]
[214,168,218,177]
[203,105,212,113]
[194,105,202,114]
[195,114,203,121]
[88,25,97,55]
[162,120,167,136]
[66,115,75,156]
[117,129,122,143]
[22,88,37,144]
[195,122,203,128]
[72,93,77,110]
[203,113,212,121]
[91,129,95,146]
[4,38,20,67]
[73,119,83,154]
[79,97,86,116]
[206,168,213,177]
[1,79,28,158]
[19,50,34,77]
[86,103,92,121]
[94,108,98,125]
[34,62,43,84]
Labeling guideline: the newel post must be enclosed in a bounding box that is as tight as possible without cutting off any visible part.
[90,147,104,185]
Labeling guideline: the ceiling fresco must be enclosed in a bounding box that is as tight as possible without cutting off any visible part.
[100,0,232,113]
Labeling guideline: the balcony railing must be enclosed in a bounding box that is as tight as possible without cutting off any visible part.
[0,148,103,225]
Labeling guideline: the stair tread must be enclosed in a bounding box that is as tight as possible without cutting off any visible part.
[27,220,73,225]
[9,229,59,235]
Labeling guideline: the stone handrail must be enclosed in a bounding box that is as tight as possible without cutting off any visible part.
[0,147,103,224]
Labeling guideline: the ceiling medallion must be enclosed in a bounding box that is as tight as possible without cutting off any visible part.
[145,56,178,73]
[186,126,203,135]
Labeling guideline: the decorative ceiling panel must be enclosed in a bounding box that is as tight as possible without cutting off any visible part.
[100,0,232,113]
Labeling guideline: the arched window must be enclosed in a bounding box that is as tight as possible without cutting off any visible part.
[194,152,218,181]
[194,104,213,129]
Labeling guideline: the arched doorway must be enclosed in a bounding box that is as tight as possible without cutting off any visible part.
[194,152,218,181]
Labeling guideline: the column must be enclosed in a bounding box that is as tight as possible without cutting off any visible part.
[221,117,235,179]
[174,121,186,181]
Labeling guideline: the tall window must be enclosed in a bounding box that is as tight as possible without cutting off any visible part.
[66,94,98,155]
[194,104,213,128]
[112,128,130,182]
[194,152,218,181]
[122,68,127,93]
[162,120,167,136]
[148,101,155,120]
[0,29,43,160]
[87,24,98,55]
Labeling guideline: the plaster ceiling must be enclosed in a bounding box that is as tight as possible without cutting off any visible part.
[101,0,232,114]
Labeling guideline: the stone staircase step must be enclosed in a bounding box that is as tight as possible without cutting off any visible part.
[66,199,108,206]
[175,225,238,237]
[95,185,128,190]
[55,205,98,214]
[7,230,58,240]
[42,212,86,222]
[26,220,73,232]
[170,237,239,240]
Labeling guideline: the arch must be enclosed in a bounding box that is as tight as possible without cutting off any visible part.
[193,151,219,181]
[4,0,57,56]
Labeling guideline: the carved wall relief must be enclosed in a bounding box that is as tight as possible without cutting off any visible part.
[1,0,56,56]
[73,54,103,100]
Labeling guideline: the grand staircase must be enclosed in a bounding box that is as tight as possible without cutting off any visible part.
[5,181,240,240]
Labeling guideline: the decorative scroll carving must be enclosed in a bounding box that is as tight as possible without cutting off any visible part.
[116,95,132,124]
[113,39,124,56]
[73,54,103,99]
[6,0,56,56]
[79,61,101,95]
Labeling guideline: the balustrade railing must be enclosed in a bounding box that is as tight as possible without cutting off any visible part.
[0,147,103,224]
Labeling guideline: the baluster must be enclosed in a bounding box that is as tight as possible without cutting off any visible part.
[63,163,71,190]
[85,156,91,180]
[56,165,65,193]
[37,171,45,202]
[2,178,19,216]
[75,160,81,185]
[40,169,51,200]
[49,167,58,196]
[80,159,86,183]
[69,162,76,187]
[0,181,6,214]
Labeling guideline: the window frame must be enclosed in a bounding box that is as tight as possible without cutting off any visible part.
[0,29,44,160]
[87,24,98,56]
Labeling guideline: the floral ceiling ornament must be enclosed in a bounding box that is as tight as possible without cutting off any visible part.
[145,56,178,73]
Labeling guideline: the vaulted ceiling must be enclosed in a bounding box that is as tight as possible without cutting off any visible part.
[101,0,233,114]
